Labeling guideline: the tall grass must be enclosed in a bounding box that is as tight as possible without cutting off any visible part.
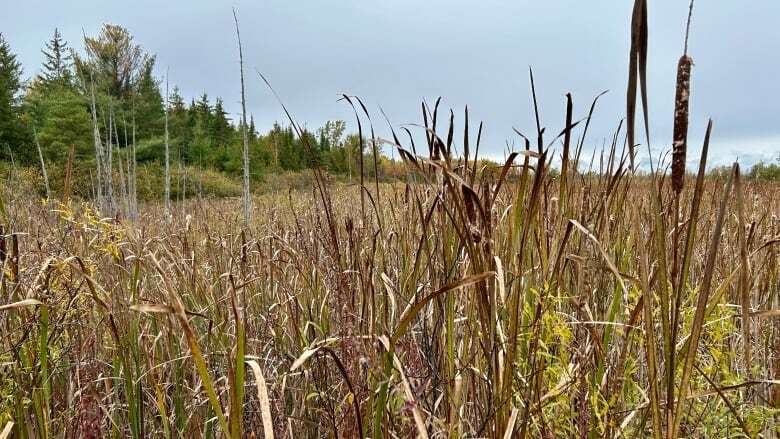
[2,116,780,437]
[2,1,780,438]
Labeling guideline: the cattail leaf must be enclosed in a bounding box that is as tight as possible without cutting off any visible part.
[130,303,174,314]
[290,347,321,372]
[0,299,43,311]
[246,360,275,439]
[376,335,430,438]
[463,106,470,174]
[503,408,519,439]
[392,272,495,345]
[672,163,736,437]
[750,309,780,319]
[627,0,649,170]
[569,220,629,296]
[490,152,520,208]
[0,421,13,439]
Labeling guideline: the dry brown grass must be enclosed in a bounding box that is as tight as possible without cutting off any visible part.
[1,144,779,437]
[2,1,779,437]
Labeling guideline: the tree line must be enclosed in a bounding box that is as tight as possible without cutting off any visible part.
[2,24,778,209]
[0,26,386,198]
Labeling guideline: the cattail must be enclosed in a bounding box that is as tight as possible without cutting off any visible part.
[673,0,695,194]
[671,54,692,194]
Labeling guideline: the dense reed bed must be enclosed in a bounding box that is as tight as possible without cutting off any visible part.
[1,109,779,437]
[3,1,780,437]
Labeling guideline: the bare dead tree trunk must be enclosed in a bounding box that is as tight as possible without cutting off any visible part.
[107,108,115,215]
[182,165,187,208]
[233,9,251,227]
[88,169,95,203]
[164,71,171,215]
[177,149,183,206]
[88,79,104,212]
[33,127,50,199]
[123,117,133,220]
[63,144,75,205]
[117,118,128,219]
[117,145,127,220]
[131,100,138,221]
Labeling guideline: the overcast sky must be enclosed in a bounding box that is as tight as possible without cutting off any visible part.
[2,0,778,167]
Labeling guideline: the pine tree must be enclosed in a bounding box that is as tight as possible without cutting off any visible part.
[133,57,164,139]
[179,94,211,165]
[24,81,91,161]
[169,86,185,113]
[248,115,257,142]
[74,24,149,102]
[210,97,232,148]
[0,33,30,161]
[40,28,73,86]
[194,93,211,124]
[166,86,189,163]
[22,31,90,163]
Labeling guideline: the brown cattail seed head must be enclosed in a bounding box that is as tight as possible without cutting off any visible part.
[672,55,693,194]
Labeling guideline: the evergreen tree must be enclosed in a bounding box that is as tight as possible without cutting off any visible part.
[74,24,150,101]
[186,102,205,166]
[300,128,321,168]
[20,31,88,163]
[133,57,164,140]
[0,24,387,184]
[40,28,73,86]
[248,115,257,142]
[72,25,163,153]
[169,86,185,113]
[0,33,30,161]
[193,93,211,125]
[24,81,91,161]
[166,86,189,161]
[273,124,304,171]
[210,97,232,148]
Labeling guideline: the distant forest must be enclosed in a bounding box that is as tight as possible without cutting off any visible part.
[0,25,397,187]
[0,25,778,191]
